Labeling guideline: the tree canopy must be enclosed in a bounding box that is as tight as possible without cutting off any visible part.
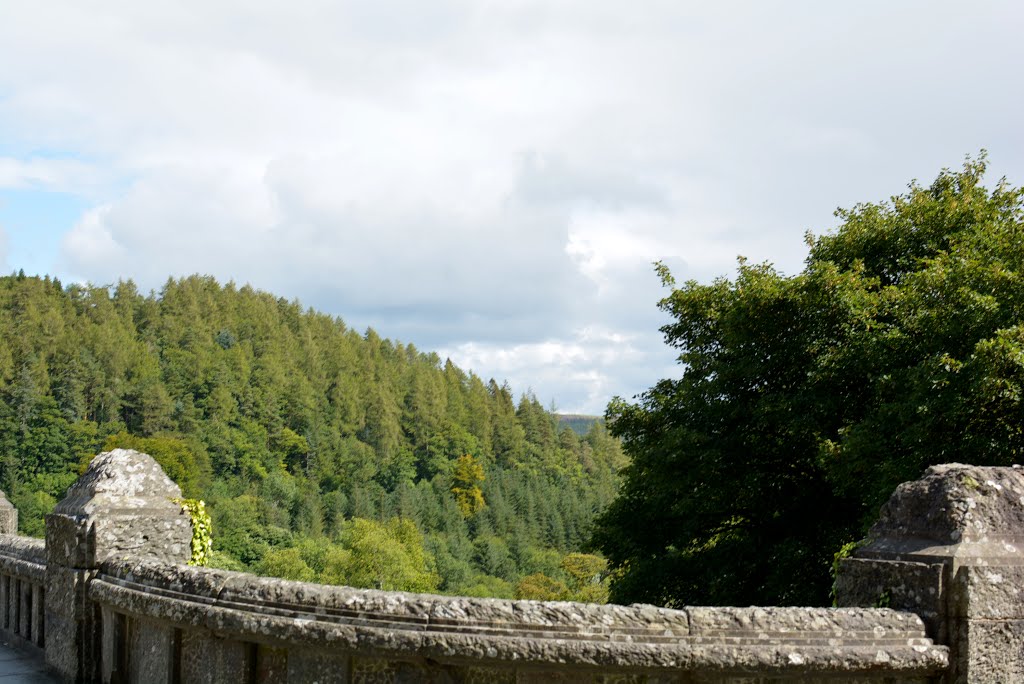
[593,154,1024,607]
[0,271,625,597]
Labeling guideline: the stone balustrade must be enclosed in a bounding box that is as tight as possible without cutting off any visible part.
[0,532,46,651]
[86,559,946,682]
[1,451,1023,682]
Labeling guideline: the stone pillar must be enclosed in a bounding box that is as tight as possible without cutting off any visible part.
[44,449,192,682]
[836,463,1024,683]
[0,489,18,534]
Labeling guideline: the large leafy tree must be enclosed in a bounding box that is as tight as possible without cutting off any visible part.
[594,155,1024,607]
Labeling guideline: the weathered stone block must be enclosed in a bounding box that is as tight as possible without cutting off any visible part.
[46,449,193,682]
[180,630,253,684]
[351,656,397,683]
[45,511,91,568]
[837,463,1024,683]
[45,570,101,682]
[18,578,30,638]
[286,648,349,684]
[127,616,175,684]
[951,564,1024,620]
[835,557,945,638]
[951,617,1024,683]
[255,645,288,684]
[49,449,192,568]
[100,606,124,684]
[31,582,43,646]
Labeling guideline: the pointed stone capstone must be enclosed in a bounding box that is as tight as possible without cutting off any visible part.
[860,462,1024,564]
[47,448,192,567]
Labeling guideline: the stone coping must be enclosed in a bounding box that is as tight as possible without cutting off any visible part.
[0,535,46,583]
[90,559,949,676]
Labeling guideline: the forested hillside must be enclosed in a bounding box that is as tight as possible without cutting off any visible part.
[0,273,625,599]
[557,414,603,436]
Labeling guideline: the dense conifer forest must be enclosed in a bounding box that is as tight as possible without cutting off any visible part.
[0,273,624,599]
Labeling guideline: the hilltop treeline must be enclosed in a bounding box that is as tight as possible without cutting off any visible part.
[0,273,624,598]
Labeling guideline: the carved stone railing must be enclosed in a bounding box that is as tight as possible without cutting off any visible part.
[8,451,1024,682]
[86,558,946,682]
[0,530,46,652]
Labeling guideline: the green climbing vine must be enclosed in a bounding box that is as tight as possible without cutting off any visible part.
[830,539,863,606]
[174,498,213,566]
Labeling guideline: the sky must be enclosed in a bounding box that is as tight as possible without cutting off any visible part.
[1,1,1022,414]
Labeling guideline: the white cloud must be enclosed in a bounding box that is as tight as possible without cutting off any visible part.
[0,157,105,196]
[441,325,670,413]
[62,205,126,267]
[2,0,1023,412]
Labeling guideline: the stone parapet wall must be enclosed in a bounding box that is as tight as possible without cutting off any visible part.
[0,535,46,572]
[0,533,46,653]
[11,453,1024,682]
[85,557,946,682]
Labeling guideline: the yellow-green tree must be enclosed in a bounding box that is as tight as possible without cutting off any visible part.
[560,553,609,603]
[337,518,439,592]
[515,572,568,601]
[450,454,485,518]
[257,547,315,582]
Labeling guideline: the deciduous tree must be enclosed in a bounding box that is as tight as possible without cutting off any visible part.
[594,155,1024,607]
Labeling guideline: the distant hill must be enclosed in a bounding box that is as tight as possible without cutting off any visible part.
[558,414,604,436]
[0,272,625,600]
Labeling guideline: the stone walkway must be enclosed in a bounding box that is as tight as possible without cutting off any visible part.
[0,641,58,683]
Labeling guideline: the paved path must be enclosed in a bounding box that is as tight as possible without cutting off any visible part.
[0,641,58,683]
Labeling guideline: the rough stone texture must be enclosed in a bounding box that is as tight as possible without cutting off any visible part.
[127,616,175,684]
[50,449,191,566]
[100,606,123,683]
[180,630,253,684]
[858,463,1024,566]
[287,648,349,683]
[0,489,18,535]
[836,463,1024,683]
[45,449,193,681]
[46,566,100,678]
[0,534,46,654]
[0,535,45,575]
[0,450,985,682]
[834,558,945,638]
[256,645,288,684]
[30,582,44,646]
[87,557,947,681]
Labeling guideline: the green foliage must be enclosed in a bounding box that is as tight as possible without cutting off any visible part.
[516,572,568,600]
[830,540,862,606]
[0,272,626,599]
[207,550,247,572]
[559,552,610,602]
[557,414,603,436]
[334,517,439,592]
[175,498,213,567]
[10,489,56,538]
[594,154,1024,607]
[459,574,515,599]
[258,547,315,582]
